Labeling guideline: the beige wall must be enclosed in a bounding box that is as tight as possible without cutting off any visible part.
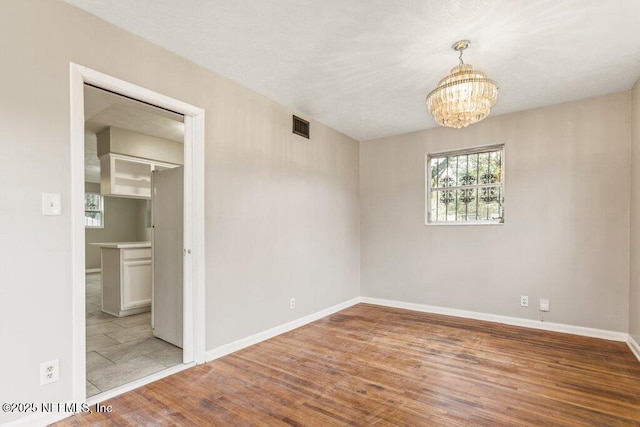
[84,183,150,269]
[630,78,640,344]
[0,1,359,422]
[360,92,631,332]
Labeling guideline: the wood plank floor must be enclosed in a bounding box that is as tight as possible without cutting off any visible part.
[55,304,640,426]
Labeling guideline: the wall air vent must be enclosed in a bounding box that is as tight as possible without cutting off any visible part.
[292,115,310,139]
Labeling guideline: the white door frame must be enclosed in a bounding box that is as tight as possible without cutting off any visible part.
[69,63,206,403]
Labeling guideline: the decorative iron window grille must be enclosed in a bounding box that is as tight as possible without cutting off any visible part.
[85,193,104,228]
[426,145,504,224]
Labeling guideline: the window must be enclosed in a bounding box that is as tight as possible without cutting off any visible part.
[426,144,504,224]
[85,193,104,228]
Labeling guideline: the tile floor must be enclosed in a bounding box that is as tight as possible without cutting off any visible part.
[85,273,182,397]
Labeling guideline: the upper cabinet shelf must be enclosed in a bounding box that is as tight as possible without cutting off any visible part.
[100,153,179,199]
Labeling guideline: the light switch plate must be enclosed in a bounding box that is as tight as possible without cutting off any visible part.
[42,193,61,216]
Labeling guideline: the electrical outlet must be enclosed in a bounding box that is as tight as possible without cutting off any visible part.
[540,298,550,312]
[520,296,529,307]
[290,298,295,309]
[40,360,59,385]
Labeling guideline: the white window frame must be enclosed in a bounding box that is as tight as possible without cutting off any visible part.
[84,192,104,228]
[425,144,505,225]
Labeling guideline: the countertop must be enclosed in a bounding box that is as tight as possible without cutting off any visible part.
[90,242,151,249]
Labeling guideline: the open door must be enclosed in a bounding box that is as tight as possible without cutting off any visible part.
[152,166,184,348]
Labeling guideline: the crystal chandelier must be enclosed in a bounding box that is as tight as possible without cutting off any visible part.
[426,40,498,128]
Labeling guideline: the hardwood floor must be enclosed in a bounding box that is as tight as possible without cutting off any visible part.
[55,304,640,426]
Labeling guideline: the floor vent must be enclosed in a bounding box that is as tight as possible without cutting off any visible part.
[293,115,310,139]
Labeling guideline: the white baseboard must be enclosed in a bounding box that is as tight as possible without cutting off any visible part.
[628,335,640,362]
[205,297,360,362]
[85,268,101,274]
[361,297,629,342]
[205,296,631,363]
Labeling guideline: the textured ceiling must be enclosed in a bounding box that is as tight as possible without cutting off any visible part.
[66,0,640,141]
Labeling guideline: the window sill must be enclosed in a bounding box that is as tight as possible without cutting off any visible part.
[425,221,504,226]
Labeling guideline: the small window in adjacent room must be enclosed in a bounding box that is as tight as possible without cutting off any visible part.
[426,144,504,224]
[84,193,104,228]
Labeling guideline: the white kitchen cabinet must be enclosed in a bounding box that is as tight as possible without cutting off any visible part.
[93,242,152,317]
[100,153,178,199]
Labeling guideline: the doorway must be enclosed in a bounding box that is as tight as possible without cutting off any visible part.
[83,85,185,396]
[70,64,205,404]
